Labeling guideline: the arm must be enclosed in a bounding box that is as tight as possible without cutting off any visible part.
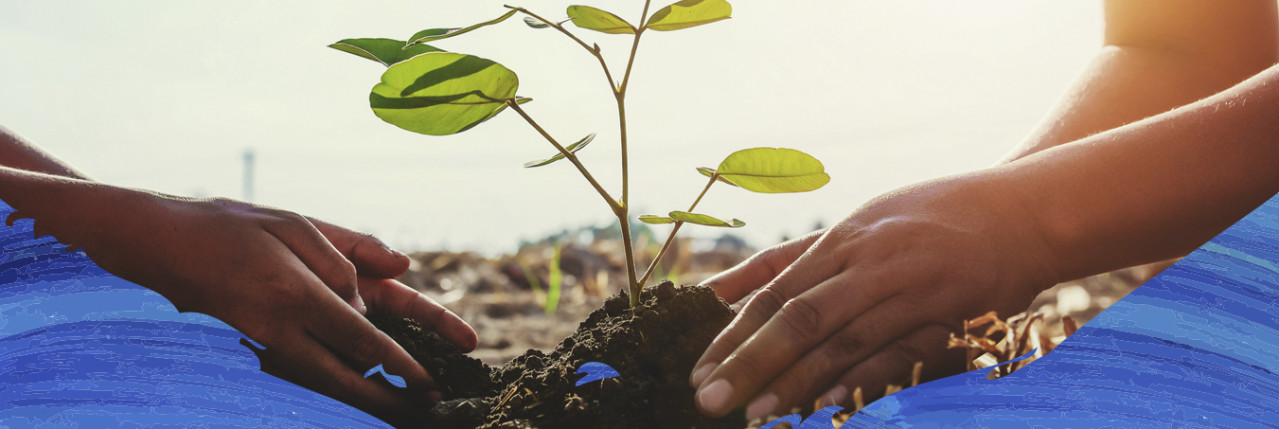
[1001,0,1279,162]
[0,131,476,425]
[688,1,1279,419]
[0,127,91,179]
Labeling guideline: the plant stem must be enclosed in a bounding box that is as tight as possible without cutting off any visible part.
[618,0,654,308]
[637,174,717,287]
[508,7,618,91]
[507,101,619,212]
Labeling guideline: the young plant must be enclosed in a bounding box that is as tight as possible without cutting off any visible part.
[332,0,829,308]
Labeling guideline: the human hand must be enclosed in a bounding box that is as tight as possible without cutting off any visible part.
[305,217,412,311]
[10,185,462,426]
[688,176,1061,419]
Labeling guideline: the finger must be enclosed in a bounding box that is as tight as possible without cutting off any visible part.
[308,290,437,394]
[253,327,426,427]
[698,273,901,419]
[310,217,410,279]
[813,325,964,409]
[740,295,943,419]
[362,277,478,352]
[702,229,824,303]
[690,230,844,390]
[262,213,363,311]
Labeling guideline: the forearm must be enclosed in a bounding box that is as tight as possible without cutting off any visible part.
[996,64,1279,282]
[0,127,91,180]
[1000,0,1279,163]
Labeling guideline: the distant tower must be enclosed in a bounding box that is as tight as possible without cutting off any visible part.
[242,148,255,203]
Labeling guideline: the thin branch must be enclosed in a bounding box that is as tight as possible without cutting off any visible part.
[637,174,718,287]
[508,6,618,92]
[618,0,653,96]
[507,101,619,213]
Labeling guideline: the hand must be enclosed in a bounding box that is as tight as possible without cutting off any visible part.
[10,185,469,426]
[688,175,1061,419]
[306,216,412,310]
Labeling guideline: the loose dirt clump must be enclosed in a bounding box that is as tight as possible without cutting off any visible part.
[371,281,746,429]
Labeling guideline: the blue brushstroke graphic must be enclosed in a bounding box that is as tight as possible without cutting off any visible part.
[844,194,1279,427]
[575,361,620,386]
[363,363,407,389]
[0,199,390,428]
[4,192,1279,427]
[761,405,847,429]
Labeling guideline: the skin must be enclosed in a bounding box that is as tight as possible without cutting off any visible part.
[690,0,1279,420]
[0,128,477,427]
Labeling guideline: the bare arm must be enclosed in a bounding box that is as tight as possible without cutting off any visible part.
[0,130,474,424]
[689,1,1279,419]
[1001,0,1279,163]
[0,127,90,179]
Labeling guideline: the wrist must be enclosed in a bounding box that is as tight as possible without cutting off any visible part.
[861,170,1067,291]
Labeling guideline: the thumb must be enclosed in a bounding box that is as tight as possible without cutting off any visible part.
[702,229,825,303]
[310,218,411,279]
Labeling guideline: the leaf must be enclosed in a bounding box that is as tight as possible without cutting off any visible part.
[696,166,739,187]
[716,147,830,193]
[567,5,636,34]
[669,211,744,228]
[408,9,519,45]
[525,133,596,168]
[639,215,676,224]
[370,52,519,136]
[524,16,551,29]
[646,0,732,31]
[329,38,444,67]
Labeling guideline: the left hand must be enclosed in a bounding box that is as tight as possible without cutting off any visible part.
[688,175,1061,419]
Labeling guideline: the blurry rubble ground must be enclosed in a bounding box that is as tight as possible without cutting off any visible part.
[394,224,1176,373]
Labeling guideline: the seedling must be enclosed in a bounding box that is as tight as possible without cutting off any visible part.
[332,0,829,308]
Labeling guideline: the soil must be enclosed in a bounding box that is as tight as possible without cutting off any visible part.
[370,281,747,429]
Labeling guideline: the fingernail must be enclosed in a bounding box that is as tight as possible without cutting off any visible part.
[745,393,778,420]
[690,363,717,387]
[353,295,367,314]
[818,385,848,408]
[697,379,733,414]
[378,239,404,257]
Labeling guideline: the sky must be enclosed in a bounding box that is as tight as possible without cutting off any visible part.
[0,1,1103,255]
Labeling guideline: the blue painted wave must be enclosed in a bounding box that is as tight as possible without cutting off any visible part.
[4,192,1279,428]
[847,194,1279,427]
[0,199,387,428]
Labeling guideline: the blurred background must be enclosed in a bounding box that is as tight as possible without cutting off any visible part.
[4,1,1150,370]
[0,0,1101,254]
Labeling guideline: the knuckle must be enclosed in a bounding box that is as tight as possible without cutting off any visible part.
[777,298,825,339]
[325,259,358,290]
[352,329,389,364]
[887,339,926,368]
[722,351,766,383]
[747,288,788,317]
[823,329,868,361]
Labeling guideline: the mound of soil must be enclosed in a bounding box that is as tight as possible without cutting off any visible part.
[371,281,746,428]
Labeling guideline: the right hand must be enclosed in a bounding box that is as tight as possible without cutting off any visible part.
[689,176,1060,419]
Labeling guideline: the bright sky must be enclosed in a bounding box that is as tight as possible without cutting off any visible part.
[0,1,1102,255]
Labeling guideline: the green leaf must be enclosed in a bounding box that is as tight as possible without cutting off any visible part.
[639,215,677,224]
[697,166,739,187]
[525,133,595,168]
[669,211,744,228]
[329,38,443,67]
[370,52,519,136]
[408,9,518,45]
[716,147,830,193]
[524,16,551,29]
[567,5,636,34]
[646,0,732,31]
